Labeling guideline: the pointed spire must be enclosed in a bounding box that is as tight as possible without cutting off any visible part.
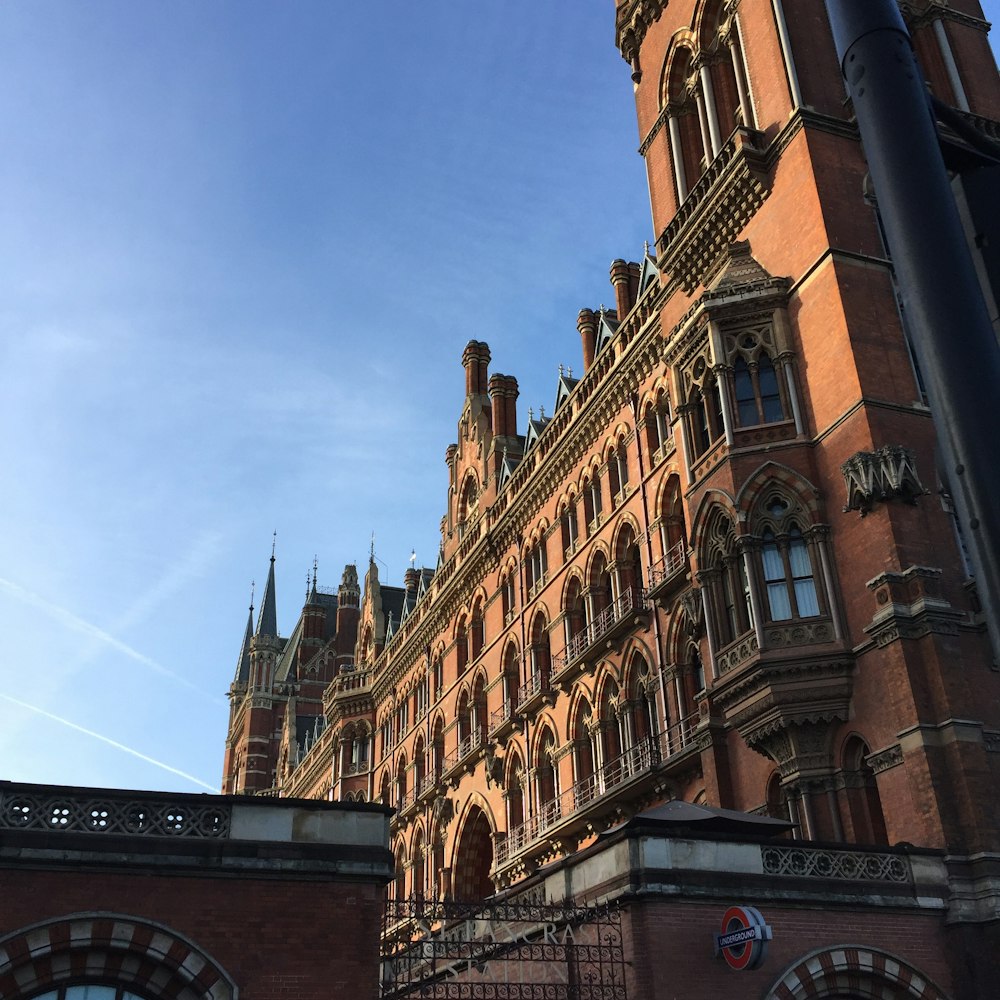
[233,585,255,685]
[256,540,278,638]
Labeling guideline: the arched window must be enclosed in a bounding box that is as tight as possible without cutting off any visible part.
[536,727,559,811]
[684,356,725,460]
[456,616,469,675]
[572,699,596,803]
[841,737,889,846]
[502,642,520,717]
[525,537,548,594]
[649,475,688,590]
[560,499,579,558]
[528,612,551,687]
[583,472,603,533]
[599,680,622,765]
[506,749,525,833]
[608,438,630,505]
[412,828,426,900]
[645,391,672,461]
[414,734,426,791]
[500,568,517,624]
[704,514,752,647]
[614,524,641,600]
[588,552,612,621]
[562,576,587,650]
[470,598,485,660]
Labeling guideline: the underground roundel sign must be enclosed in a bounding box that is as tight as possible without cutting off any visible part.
[714,905,772,971]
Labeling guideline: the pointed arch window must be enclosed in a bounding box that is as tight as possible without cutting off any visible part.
[561,500,579,558]
[646,391,673,461]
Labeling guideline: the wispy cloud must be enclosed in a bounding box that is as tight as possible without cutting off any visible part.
[109,529,226,634]
[0,576,223,704]
[0,693,217,792]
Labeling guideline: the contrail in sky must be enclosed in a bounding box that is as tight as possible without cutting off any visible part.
[0,694,217,792]
[0,576,223,704]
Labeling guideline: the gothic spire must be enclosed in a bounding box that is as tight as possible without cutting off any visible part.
[256,539,278,638]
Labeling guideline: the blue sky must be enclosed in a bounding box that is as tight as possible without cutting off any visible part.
[2,3,998,794]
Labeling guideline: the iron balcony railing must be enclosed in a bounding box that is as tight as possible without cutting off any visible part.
[646,539,687,592]
[441,729,484,774]
[489,700,516,734]
[495,713,698,867]
[557,587,644,670]
[516,669,550,710]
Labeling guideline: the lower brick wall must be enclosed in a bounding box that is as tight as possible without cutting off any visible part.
[0,867,384,1000]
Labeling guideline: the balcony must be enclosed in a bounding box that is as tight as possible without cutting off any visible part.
[418,770,440,802]
[516,670,553,717]
[552,588,648,685]
[441,729,485,781]
[397,787,418,818]
[489,700,518,742]
[645,540,688,601]
[493,714,699,869]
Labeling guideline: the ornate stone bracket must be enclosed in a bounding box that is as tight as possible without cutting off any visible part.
[842,444,928,516]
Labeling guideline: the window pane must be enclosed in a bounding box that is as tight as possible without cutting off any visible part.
[759,356,784,423]
[767,582,793,620]
[761,541,784,582]
[734,359,757,425]
[788,533,812,578]
[794,579,821,617]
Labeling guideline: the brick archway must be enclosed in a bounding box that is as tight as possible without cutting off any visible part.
[0,914,236,1000]
[766,945,950,1000]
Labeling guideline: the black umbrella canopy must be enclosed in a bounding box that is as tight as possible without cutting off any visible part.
[601,800,793,839]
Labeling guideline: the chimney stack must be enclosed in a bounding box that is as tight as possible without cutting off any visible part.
[577,309,597,371]
[489,373,508,437]
[610,259,638,319]
[489,374,521,439]
[462,340,491,396]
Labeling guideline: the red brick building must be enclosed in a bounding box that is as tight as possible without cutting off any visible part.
[221,2,1000,996]
[0,781,392,1000]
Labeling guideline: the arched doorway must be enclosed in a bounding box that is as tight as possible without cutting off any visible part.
[453,805,495,901]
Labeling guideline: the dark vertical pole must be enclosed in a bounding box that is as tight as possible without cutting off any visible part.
[825,0,1000,659]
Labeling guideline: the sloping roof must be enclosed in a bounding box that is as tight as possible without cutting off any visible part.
[381,585,406,639]
[601,800,792,839]
[554,372,579,413]
[594,308,619,356]
[232,606,254,686]
[256,555,278,639]
[638,248,660,293]
[274,616,304,683]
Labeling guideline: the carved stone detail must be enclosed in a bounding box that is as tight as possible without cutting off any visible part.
[866,744,904,774]
[716,633,759,674]
[842,444,928,516]
[764,619,834,649]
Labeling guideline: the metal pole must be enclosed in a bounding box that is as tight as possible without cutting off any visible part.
[825,0,1000,660]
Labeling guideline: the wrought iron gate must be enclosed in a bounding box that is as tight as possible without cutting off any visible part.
[380,898,627,1000]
